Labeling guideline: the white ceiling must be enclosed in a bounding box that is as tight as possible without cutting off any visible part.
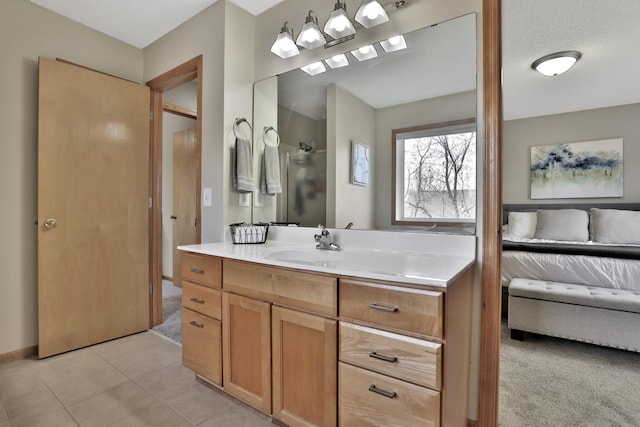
[29,0,640,120]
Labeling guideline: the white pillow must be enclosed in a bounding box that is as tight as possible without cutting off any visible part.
[591,208,640,244]
[508,212,537,238]
[534,209,589,241]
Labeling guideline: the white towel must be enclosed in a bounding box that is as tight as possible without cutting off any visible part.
[261,145,282,195]
[234,138,253,193]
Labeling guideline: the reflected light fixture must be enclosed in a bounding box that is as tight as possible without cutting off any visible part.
[300,61,327,76]
[380,34,407,52]
[355,0,389,28]
[270,22,300,59]
[296,11,326,49]
[324,0,356,40]
[531,51,582,77]
[351,44,378,61]
[325,53,349,69]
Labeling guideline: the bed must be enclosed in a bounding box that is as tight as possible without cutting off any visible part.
[502,203,640,352]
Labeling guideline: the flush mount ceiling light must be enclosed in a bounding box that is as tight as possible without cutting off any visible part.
[380,34,407,52]
[351,44,378,61]
[324,0,356,40]
[296,11,326,50]
[270,22,300,59]
[531,51,582,77]
[324,53,349,69]
[355,0,389,28]
[300,61,327,76]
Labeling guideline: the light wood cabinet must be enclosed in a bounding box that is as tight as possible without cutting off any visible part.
[181,252,221,288]
[222,292,272,413]
[272,306,337,427]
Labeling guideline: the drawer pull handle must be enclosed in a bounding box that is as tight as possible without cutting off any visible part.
[190,297,205,304]
[369,303,398,313]
[369,352,398,363]
[189,320,204,329]
[190,268,205,274]
[368,384,397,399]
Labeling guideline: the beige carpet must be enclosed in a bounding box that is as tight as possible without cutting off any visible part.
[499,319,640,426]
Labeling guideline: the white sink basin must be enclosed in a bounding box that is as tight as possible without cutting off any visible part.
[264,248,344,266]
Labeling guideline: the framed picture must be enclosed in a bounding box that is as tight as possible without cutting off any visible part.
[351,141,369,186]
[530,138,623,199]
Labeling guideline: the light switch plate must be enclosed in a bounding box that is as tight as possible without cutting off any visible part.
[202,188,212,207]
[239,192,250,207]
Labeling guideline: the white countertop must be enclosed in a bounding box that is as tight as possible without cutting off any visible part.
[178,240,475,288]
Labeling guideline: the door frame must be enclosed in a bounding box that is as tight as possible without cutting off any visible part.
[146,55,203,327]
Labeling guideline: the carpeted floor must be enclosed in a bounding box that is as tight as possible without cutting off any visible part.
[152,280,182,343]
[499,319,640,426]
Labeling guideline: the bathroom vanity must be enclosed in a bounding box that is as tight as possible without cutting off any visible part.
[178,230,475,427]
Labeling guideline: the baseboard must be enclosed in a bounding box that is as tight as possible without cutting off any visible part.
[0,345,38,364]
[468,419,479,427]
[162,275,173,282]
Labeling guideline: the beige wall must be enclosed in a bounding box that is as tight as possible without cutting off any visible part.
[0,0,143,355]
[504,103,640,204]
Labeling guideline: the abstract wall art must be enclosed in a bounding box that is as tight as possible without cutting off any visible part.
[530,138,623,199]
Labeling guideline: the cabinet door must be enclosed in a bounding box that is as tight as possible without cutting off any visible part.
[222,292,272,413]
[182,308,222,385]
[272,306,337,427]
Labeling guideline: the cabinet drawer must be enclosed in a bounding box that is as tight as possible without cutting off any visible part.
[182,308,222,385]
[223,259,337,317]
[182,281,222,320]
[339,280,443,338]
[181,253,222,289]
[339,362,440,427]
[339,322,441,390]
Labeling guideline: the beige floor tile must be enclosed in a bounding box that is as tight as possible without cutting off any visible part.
[0,402,8,422]
[91,332,169,364]
[197,404,272,427]
[132,363,195,401]
[67,381,157,427]
[162,382,237,425]
[17,408,78,427]
[36,348,111,385]
[0,358,39,377]
[0,421,11,427]
[47,364,130,406]
[108,402,191,427]
[108,344,181,379]
[0,368,48,401]
[4,389,64,426]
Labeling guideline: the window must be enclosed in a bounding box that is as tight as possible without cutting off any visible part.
[392,119,476,225]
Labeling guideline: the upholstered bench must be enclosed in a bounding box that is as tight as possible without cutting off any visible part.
[508,278,640,352]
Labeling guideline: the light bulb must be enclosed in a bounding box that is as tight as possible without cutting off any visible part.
[359,46,371,54]
[388,36,402,45]
[331,16,348,32]
[363,3,380,19]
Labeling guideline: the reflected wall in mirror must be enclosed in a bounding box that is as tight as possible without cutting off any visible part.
[252,13,477,232]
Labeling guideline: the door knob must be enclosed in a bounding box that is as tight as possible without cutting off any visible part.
[44,218,58,229]
[170,215,177,220]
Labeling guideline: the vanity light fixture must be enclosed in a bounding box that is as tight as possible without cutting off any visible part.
[531,51,582,77]
[351,44,378,61]
[324,0,356,40]
[355,0,389,28]
[296,11,326,50]
[380,34,407,52]
[270,22,300,58]
[300,61,327,76]
[325,53,349,69]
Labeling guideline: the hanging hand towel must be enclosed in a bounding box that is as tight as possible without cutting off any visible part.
[234,138,254,193]
[261,145,282,194]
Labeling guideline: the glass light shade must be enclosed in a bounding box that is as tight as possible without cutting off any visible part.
[355,0,389,28]
[300,61,327,76]
[351,44,378,62]
[325,54,349,69]
[324,3,356,39]
[531,51,581,76]
[297,22,326,49]
[271,29,300,59]
[380,35,407,53]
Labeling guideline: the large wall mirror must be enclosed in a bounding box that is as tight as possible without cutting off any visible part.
[252,12,477,233]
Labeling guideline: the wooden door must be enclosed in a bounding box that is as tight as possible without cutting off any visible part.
[172,127,197,287]
[222,292,272,413]
[37,58,150,358]
[272,306,337,427]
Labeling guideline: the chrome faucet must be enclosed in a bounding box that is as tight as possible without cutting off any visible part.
[314,225,341,251]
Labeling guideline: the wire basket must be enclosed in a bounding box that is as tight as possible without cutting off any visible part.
[229,222,270,244]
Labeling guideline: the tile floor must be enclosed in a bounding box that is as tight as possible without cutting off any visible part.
[0,332,272,427]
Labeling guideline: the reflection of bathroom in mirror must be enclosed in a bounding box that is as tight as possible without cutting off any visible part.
[252,12,477,232]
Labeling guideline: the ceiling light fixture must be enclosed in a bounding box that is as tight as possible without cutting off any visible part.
[296,11,326,50]
[380,34,407,52]
[355,0,389,28]
[351,44,378,62]
[300,61,327,76]
[324,53,349,69]
[270,22,300,59]
[324,0,356,40]
[531,51,582,77]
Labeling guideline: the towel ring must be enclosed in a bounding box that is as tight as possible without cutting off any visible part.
[233,118,252,139]
[263,126,280,147]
